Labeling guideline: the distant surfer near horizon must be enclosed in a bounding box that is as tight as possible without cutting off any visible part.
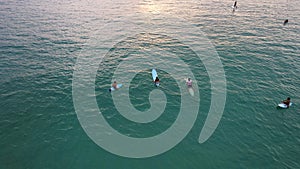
[283,19,288,26]
[232,1,238,12]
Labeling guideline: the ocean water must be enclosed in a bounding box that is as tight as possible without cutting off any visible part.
[1,0,300,168]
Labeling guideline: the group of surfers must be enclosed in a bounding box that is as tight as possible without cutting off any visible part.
[111,77,193,89]
[111,78,291,108]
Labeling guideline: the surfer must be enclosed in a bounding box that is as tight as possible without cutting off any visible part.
[154,77,160,86]
[282,97,291,107]
[283,19,288,25]
[233,1,237,12]
[112,81,118,90]
[186,78,192,87]
[233,1,237,8]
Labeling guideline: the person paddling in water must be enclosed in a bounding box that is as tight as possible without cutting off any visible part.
[154,77,160,86]
[282,97,291,108]
[186,78,192,88]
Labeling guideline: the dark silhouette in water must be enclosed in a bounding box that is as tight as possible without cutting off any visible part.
[233,1,237,8]
[283,19,288,25]
[232,1,238,12]
[282,97,291,108]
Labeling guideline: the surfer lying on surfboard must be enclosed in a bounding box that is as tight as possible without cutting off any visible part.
[109,81,122,92]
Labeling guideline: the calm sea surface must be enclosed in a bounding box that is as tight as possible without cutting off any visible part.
[1,0,300,168]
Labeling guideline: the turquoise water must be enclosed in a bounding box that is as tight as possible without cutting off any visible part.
[1,0,300,168]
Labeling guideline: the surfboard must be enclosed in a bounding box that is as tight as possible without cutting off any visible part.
[109,84,122,92]
[188,87,194,96]
[278,102,292,108]
[152,69,159,87]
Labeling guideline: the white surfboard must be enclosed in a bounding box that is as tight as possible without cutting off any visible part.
[188,87,194,96]
[152,69,159,87]
[110,84,122,92]
[278,102,292,108]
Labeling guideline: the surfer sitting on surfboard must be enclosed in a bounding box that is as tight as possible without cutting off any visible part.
[186,78,192,87]
[282,97,291,108]
[154,77,160,85]
[112,81,118,90]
